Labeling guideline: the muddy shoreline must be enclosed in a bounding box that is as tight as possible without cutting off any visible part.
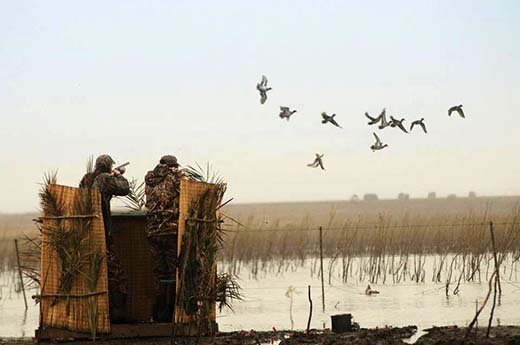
[2,326,520,345]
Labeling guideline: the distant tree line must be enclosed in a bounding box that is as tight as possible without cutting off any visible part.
[349,191,478,201]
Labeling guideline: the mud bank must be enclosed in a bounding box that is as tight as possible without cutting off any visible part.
[279,326,417,345]
[1,326,520,345]
[414,326,520,345]
[0,327,415,345]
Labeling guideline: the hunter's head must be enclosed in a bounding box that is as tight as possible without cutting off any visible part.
[160,155,179,168]
[95,154,115,173]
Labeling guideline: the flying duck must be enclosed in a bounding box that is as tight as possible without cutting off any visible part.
[321,112,342,128]
[448,105,465,118]
[365,108,385,126]
[307,153,325,170]
[279,106,297,121]
[390,116,409,133]
[256,75,271,104]
[371,132,388,152]
[378,109,391,129]
[410,118,427,133]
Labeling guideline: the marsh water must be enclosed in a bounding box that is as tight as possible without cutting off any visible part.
[1,257,520,337]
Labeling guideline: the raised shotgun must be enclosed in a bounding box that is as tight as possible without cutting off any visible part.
[114,162,130,171]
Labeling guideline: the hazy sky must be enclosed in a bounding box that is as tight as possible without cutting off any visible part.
[1,1,519,213]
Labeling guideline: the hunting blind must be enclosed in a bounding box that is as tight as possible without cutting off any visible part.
[37,179,222,340]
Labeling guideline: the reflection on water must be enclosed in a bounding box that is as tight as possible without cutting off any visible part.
[21,308,28,338]
[403,329,428,344]
[1,257,520,337]
[218,259,520,332]
[0,270,39,337]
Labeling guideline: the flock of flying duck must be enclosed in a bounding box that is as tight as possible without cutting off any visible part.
[256,75,466,171]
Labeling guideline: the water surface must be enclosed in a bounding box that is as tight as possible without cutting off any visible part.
[1,258,519,337]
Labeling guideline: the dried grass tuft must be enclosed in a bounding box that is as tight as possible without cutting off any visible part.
[121,178,146,211]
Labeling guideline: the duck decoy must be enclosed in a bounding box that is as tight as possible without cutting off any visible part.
[365,284,380,296]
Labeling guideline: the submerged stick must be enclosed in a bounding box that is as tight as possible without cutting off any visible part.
[487,221,499,338]
[487,277,498,338]
[306,285,313,333]
[15,239,28,309]
[465,271,496,338]
[319,226,325,312]
[475,299,478,335]
[489,221,502,295]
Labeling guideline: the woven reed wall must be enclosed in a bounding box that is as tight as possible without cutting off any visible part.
[40,184,110,334]
[175,179,217,327]
[111,214,154,321]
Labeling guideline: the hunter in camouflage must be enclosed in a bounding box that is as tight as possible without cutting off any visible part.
[80,154,130,235]
[145,155,183,321]
[79,154,130,322]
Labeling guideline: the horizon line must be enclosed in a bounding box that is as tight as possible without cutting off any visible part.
[2,193,520,215]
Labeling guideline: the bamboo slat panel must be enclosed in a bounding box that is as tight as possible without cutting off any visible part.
[40,184,110,334]
[175,179,217,327]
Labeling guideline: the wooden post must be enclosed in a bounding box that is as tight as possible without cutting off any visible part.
[319,226,325,312]
[14,239,28,309]
[306,285,312,333]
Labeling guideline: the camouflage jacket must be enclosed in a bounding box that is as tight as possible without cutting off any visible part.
[145,164,183,235]
[80,172,130,235]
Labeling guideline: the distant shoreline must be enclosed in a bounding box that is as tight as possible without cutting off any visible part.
[226,194,520,206]
[2,194,520,214]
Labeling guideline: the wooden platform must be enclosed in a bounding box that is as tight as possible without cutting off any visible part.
[36,322,218,341]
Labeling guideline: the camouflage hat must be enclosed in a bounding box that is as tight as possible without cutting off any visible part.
[159,155,179,168]
[95,154,115,172]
